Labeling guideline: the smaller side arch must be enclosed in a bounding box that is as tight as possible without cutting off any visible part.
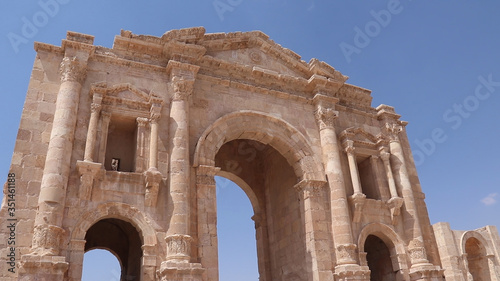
[460,230,494,256]
[358,223,406,256]
[70,202,158,247]
[358,222,409,276]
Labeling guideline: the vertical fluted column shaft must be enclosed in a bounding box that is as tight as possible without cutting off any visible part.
[83,94,102,162]
[314,98,358,266]
[33,56,88,255]
[386,123,429,265]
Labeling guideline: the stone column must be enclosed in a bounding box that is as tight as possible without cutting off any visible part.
[166,78,194,260]
[379,147,404,224]
[97,111,111,165]
[144,104,162,207]
[135,117,148,173]
[344,140,363,196]
[20,51,91,280]
[32,55,89,255]
[76,93,104,200]
[196,165,220,281]
[384,122,433,269]
[158,61,203,281]
[295,179,334,281]
[313,95,369,280]
[83,93,102,162]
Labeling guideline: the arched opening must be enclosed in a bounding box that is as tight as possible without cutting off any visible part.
[365,235,397,281]
[465,237,491,281]
[82,249,122,281]
[216,176,259,281]
[214,139,307,281]
[84,218,143,281]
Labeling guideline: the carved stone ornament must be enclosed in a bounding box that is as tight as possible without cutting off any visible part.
[31,224,65,256]
[294,179,326,199]
[408,239,428,265]
[336,243,358,265]
[165,234,194,262]
[172,79,195,101]
[60,56,87,84]
[150,103,162,122]
[315,105,338,130]
[90,102,102,113]
[144,168,162,207]
[384,122,403,141]
[136,117,149,127]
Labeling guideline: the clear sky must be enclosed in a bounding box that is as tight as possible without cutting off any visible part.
[1,1,500,280]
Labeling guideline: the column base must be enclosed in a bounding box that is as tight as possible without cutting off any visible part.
[334,264,371,281]
[157,261,204,281]
[409,264,445,281]
[18,255,68,281]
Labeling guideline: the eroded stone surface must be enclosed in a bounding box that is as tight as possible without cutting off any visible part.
[1,28,499,281]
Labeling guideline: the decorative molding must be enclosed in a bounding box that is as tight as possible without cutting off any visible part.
[294,179,327,199]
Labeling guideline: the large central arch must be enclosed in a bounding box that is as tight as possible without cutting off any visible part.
[194,110,328,281]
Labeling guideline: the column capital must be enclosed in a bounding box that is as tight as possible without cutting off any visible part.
[150,103,162,122]
[171,78,195,101]
[384,122,404,141]
[136,117,149,127]
[343,140,355,154]
[59,56,87,84]
[31,224,65,256]
[314,105,338,130]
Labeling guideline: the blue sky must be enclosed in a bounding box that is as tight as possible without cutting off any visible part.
[1,1,500,280]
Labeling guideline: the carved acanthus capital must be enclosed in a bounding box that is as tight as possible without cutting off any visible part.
[60,56,87,84]
[149,103,162,123]
[315,106,338,130]
[172,79,195,101]
[31,224,65,256]
[384,122,403,141]
[165,234,193,262]
[336,243,358,265]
